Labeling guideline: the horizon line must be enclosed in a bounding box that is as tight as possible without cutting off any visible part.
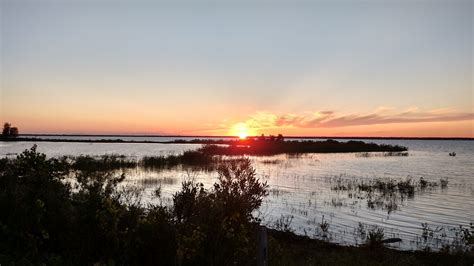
[17,133,474,140]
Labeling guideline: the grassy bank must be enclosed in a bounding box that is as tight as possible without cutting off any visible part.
[268,229,473,266]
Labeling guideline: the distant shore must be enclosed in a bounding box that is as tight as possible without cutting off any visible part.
[0,137,175,144]
[3,134,474,141]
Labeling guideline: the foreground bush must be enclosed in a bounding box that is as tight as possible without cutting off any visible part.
[0,146,267,265]
[173,159,268,265]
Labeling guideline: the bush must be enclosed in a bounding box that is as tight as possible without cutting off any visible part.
[173,158,268,265]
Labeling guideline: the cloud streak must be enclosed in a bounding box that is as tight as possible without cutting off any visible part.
[235,108,474,130]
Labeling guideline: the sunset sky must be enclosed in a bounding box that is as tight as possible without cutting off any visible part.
[1,0,473,137]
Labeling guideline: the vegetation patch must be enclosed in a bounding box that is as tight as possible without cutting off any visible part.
[328,176,447,214]
[0,146,268,265]
[198,139,407,156]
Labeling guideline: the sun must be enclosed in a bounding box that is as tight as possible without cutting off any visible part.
[238,131,247,139]
[231,122,250,139]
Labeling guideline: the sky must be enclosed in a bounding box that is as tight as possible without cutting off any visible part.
[1,0,473,137]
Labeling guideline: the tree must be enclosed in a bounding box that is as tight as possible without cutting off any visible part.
[2,123,11,136]
[2,122,19,137]
[10,127,19,137]
[276,134,284,141]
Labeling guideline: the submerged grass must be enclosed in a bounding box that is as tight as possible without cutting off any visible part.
[140,150,216,171]
[355,151,409,158]
[328,176,447,214]
[137,177,178,187]
[69,154,137,172]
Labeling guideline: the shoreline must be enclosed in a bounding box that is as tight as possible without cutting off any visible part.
[14,134,474,141]
[267,228,474,265]
[1,136,472,145]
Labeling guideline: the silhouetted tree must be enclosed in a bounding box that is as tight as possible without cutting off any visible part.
[2,122,11,136]
[2,123,19,138]
[10,127,19,137]
[276,134,284,141]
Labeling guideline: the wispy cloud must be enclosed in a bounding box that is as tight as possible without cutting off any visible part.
[230,108,474,130]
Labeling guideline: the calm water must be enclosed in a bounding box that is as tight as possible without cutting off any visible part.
[1,138,473,250]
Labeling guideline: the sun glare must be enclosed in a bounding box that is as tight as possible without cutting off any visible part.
[231,123,250,139]
[238,132,247,139]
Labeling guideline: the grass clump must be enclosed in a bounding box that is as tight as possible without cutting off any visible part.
[317,216,330,239]
[366,226,385,248]
[140,150,215,171]
[273,215,294,233]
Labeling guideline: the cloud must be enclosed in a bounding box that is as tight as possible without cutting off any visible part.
[235,108,474,129]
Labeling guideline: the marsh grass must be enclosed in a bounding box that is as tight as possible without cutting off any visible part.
[54,150,250,174]
[273,215,294,233]
[269,187,291,197]
[317,216,331,239]
[366,226,385,248]
[416,223,473,252]
[140,150,215,170]
[198,140,407,156]
[69,154,137,172]
[327,175,449,214]
[355,151,409,158]
[260,159,284,164]
[440,178,449,188]
[137,177,177,187]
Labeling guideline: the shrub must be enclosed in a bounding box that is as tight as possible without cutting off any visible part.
[366,226,385,248]
[173,158,268,265]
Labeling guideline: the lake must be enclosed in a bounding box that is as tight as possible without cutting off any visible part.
[1,137,473,251]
